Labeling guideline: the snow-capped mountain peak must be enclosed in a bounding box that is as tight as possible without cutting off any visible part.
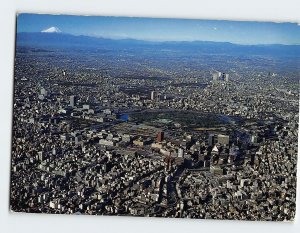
[41,26,62,33]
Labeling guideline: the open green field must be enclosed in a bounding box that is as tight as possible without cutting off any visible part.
[129,110,224,129]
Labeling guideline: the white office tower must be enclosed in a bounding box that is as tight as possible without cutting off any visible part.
[151,91,157,100]
[178,148,184,158]
[225,74,229,82]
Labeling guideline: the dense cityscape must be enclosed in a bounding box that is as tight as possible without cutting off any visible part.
[10,26,299,221]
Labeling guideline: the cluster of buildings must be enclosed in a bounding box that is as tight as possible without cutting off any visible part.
[10,48,298,221]
[212,71,229,82]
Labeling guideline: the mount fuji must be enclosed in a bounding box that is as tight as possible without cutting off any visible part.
[41,26,61,33]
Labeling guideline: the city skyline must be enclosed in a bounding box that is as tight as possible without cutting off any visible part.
[17,14,300,45]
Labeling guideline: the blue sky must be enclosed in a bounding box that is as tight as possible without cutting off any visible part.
[17,13,300,45]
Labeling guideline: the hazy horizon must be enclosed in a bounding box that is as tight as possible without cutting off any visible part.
[17,14,300,46]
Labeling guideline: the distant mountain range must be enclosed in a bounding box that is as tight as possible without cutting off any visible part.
[16,32,300,57]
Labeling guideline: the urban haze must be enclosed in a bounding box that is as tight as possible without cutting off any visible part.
[10,14,299,221]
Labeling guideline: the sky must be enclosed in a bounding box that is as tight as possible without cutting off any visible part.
[17,13,300,45]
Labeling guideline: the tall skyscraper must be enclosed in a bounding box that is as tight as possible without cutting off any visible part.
[251,135,258,144]
[212,71,229,82]
[225,74,229,82]
[208,134,216,146]
[178,148,184,158]
[151,91,157,100]
[157,131,164,142]
[212,73,219,81]
[69,95,77,107]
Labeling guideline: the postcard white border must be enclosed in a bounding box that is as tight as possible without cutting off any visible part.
[0,0,299,232]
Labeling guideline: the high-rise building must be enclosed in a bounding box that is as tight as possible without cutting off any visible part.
[157,131,164,142]
[212,71,229,82]
[251,135,258,144]
[225,74,229,82]
[151,91,157,100]
[178,148,184,158]
[75,135,82,145]
[212,73,219,81]
[69,95,77,107]
[208,134,216,146]
[220,73,225,81]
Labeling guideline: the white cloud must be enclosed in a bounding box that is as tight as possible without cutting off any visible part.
[213,27,217,30]
[41,27,61,33]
